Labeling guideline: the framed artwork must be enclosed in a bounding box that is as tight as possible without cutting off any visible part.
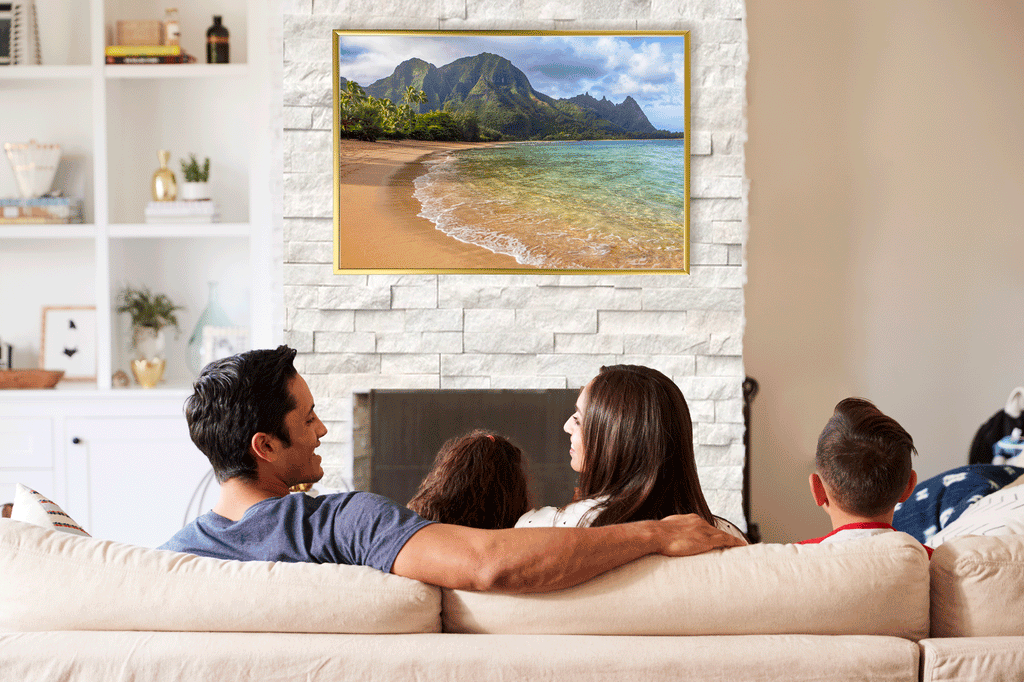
[333,30,690,274]
[40,306,96,381]
[201,326,248,369]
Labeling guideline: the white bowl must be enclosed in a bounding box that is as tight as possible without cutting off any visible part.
[4,140,62,199]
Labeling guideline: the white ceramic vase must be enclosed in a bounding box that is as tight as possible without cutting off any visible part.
[132,326,166,361]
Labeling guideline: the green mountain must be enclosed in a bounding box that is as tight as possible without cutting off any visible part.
[361,53,664,140]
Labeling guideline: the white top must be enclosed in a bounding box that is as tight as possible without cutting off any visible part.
[515,497,748,541]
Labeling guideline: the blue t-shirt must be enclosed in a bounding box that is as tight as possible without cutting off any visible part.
[159,491,433,573]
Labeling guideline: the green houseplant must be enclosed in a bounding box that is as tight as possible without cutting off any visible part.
[116,286,183,388]
[179,153,211,201]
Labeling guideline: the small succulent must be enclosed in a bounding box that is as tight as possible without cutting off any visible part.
[180,154,210,182]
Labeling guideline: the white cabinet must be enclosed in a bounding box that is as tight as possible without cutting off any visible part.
[0,394,217,548]
[64,416,213,547]
[0,0,279,389]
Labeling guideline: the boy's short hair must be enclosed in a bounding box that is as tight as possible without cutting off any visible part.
[815,397,917,517]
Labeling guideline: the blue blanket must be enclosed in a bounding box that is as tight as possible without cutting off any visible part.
[892,464,1024,543]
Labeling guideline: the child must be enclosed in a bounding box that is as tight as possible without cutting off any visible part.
[407,429,531,530]
[799,397,932,557]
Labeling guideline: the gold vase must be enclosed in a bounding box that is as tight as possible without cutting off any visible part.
[131,358,166,388]
[152,150,177,201]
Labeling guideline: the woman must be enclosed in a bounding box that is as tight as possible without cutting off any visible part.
[516,364,746,540]
[408,429,532,530]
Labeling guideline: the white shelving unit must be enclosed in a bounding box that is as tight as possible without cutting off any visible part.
[1,0,279,543]
[1,0,277,390]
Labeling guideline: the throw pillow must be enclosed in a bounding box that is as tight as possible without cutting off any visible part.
[10,484,90,536]
[927,482,1024,547]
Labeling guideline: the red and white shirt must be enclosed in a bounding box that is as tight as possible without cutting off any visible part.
[799,522,933,558]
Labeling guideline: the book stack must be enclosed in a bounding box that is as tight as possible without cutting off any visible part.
[105,45,195,64]
[145,200,220,224]
[0,197,84,224]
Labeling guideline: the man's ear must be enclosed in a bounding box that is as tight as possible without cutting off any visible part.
[809,472,830,508]
[250,432,277,464]
[898,469,918,504]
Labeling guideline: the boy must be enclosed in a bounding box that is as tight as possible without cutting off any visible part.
[800,397,932,557]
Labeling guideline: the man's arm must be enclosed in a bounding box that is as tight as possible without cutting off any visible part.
[390,514,744,593]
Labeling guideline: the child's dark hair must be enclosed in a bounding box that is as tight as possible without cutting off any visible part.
[407,429,531,529]
[816,397,917,517]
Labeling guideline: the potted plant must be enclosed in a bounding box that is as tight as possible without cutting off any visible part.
[179,153,211,201]
[116,285,183,387]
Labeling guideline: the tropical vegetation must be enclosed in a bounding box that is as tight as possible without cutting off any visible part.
[338,52,686,144]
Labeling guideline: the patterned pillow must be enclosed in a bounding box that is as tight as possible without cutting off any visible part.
[11,484,90,536]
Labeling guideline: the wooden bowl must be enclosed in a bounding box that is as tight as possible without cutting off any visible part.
[0,369,66,389]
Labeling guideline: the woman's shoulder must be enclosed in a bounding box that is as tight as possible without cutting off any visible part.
[515,498,605,528]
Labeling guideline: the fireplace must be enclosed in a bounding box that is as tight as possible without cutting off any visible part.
[354,389,580,509]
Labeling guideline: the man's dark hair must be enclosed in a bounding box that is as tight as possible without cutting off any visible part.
[185,345,299,483]
[815,397,917,517]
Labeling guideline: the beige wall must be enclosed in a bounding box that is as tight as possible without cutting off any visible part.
[745,1,1024,542]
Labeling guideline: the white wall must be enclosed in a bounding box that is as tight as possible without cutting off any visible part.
[281,0,750,525]
[746,0,1024,542]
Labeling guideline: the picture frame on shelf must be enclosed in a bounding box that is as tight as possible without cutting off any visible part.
[201,325,248,369]
[332,29,691,274]
[40,305,96,381]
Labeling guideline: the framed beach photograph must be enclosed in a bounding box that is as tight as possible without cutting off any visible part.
[333,30,691,274]
[40,306,97,381]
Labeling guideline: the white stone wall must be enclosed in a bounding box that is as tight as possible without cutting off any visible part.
[281,0,749,527]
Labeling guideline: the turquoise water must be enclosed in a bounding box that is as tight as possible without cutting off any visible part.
[411,140,688,269]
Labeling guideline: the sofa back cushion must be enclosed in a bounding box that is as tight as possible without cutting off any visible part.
[930,534,1024,637]
[0,519,441,633]
[443,531,931,639]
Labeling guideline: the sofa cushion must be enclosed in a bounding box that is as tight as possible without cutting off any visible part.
[0,519,441,633]
[931,534,1024,637]
[0,632,923,682]
[11,483,89,536]
[443,531,930,639]
[920,637,1024,682]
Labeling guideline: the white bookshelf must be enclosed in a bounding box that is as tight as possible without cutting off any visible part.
[0,0,278,392]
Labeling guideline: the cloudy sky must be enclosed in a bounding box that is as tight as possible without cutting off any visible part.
[336,33,689,132]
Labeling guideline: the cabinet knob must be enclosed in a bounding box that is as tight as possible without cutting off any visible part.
[72,437,81,444]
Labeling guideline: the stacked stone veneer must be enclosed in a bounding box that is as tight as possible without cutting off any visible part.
[282,0,749,528]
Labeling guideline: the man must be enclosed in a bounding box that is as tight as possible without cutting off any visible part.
[161,346,743,593]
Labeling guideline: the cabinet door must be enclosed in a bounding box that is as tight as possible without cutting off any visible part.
[65,416,213,548]
[0,417,57,506]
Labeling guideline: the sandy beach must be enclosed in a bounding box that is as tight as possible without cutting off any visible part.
[335,139,532,271]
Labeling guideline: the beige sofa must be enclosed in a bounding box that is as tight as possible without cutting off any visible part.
[1,519,1022,682]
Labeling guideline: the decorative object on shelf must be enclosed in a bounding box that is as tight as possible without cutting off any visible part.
[202,325,249,369]
[206,15,228,64]
[179,153,210,201]
[0,337,12,368]
[0,3,12,66]
[40,305,96,382]
[163,8,179,46]
[187,281,232,374]
[115,19,162,46]
[144,199,220,223]
[151,149,177,201]
[7,1,41,66]
[0,368,64,389]
[4,140,60,199]
[116,286,182,388]
[111,369,130,388]
[0,196,83,224]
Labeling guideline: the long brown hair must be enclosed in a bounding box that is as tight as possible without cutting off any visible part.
[576,365,715,527]
[407,429,531,529]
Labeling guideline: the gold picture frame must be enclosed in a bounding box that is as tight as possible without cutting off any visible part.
[333,29,691,274]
